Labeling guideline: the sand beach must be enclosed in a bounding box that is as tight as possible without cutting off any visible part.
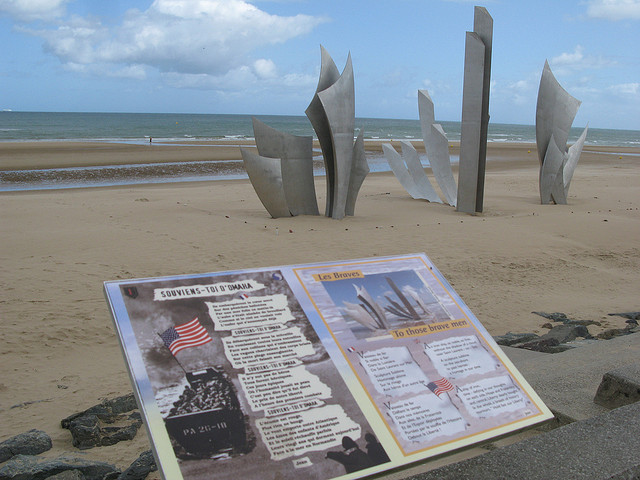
[1,140,639,476]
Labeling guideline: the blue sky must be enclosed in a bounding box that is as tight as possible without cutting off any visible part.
[1,0,638,129]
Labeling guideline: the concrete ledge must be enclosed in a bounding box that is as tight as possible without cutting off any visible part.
[404,402,640,480]
[502,333,640,422]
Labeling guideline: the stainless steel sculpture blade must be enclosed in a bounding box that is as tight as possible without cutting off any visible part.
[418,90,457,206]
[473,6,493,212]
[431,123,458,206]
[564,125,588,195]
[345,130,369,216]
[382,143,423,199]
[382,141,442,202]
[317,53,356,220]
[400,141,442,203]
[536,60,586,204]
[305,46,341,216]
[252,117,319,216]
[456,7,493,214]
[240,148,291,218]
[539,135,567,204]
[457,31,486,214]
[536,60,582,167]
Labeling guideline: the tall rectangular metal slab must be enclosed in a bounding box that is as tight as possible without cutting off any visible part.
[473,6,493,212]
[457,32,485,214]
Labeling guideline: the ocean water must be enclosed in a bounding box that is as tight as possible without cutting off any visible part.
[1,111,638,191]
[2,111,639,146]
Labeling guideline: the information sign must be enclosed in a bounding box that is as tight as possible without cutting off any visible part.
[104,253,553,479]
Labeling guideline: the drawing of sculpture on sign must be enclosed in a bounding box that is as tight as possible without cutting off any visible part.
[242,46,368,219]
[536,60,588,204]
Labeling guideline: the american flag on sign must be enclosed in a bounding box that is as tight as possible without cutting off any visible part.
[427,378,455,398]
[160,317,213,356]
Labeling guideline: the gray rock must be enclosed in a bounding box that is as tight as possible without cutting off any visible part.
[493,332,539,346]
[516,324,591,353]
[117,450,157,480]
[45,470,85,479]
[61,394,137,428]
[0,455,118,480]
[0,429,52,463]
[532,311,570,322]
[61,395,141,450]
[518,337,564,353]
[594,363,640,408]
[542,323,592,343]
[532,311,599,327]
[609,312,640,321]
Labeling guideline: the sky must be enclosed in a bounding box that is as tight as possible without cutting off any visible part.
[0,0,639,130]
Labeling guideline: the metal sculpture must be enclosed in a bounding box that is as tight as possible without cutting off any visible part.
[381,141,441,202]
[243,46,368,219]
[418,90,458,206]
[457,6,493,214]
[252,117,319,216]
[306,46,367,219]
[240,148,291,218]
[536,60,588,204]
[345,130,370,216]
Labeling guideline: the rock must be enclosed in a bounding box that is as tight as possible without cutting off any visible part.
[532,311,570,322]
[117,450,157,480]
[61,394,138,428]
[517,324,591,352]
[61,394,141,450]
[532,311,599,327]
[45,470,86,479]
[519,337,564,353]
[594,364,640,409]
[0,429,52,463]
[542,324,592,343]
[493,332,539,346]
[0,455,118,480]
[609,312,640,321]
[597,327,635,340]
[64,412,142,450]
[64,416,101,451]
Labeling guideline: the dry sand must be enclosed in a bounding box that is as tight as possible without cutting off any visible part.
[1,141,639,477]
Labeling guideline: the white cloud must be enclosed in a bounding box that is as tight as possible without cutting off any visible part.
[609,82,640,95]
[550,45,615,72]
[281,73,317,88]
[586,0,640,20]
[16,0,327,89]
[0,0,68,21]
[253,59,277,79]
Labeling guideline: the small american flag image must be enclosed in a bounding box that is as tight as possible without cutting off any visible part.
[427,378,455,398]
[160,317,212,356]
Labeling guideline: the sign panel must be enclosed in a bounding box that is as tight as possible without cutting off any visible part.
[104,253,552,480]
